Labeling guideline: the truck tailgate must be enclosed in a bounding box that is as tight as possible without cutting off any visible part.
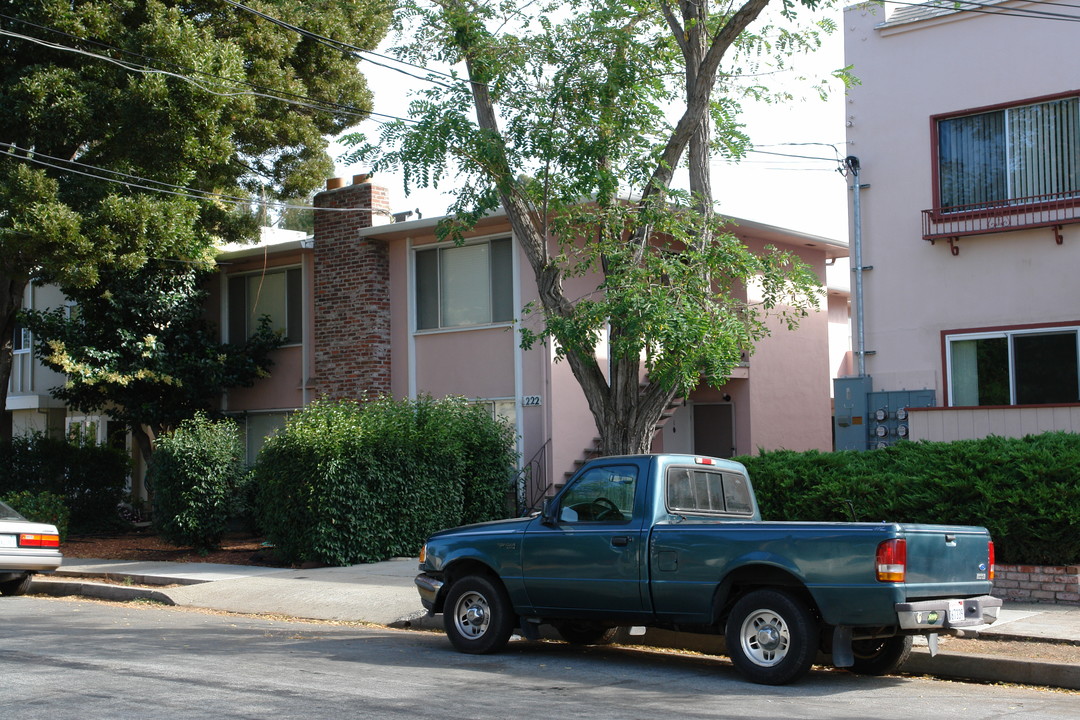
[900,523,992,594]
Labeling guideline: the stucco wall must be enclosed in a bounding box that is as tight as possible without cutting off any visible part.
[844,3,1080,399]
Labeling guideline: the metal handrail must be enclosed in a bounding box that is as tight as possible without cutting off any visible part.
[923,192,1080,240]
[515,439,550,516]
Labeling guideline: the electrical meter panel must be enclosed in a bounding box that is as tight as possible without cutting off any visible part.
[867,390,935,449]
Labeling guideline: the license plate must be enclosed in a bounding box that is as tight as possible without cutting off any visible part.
[0,535,15,548]
[947,600,965,624]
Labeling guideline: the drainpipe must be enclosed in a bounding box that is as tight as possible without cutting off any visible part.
[846,156,867,377]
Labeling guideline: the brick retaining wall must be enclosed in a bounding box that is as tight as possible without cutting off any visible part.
[993,564,1080,605]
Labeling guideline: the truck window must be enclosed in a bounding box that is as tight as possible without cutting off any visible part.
[666,468,753,516]
[558,465,638,523]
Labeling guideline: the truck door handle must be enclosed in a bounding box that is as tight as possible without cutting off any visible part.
[612,536,630,547]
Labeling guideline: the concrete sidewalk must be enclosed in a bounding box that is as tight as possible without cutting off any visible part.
[31,558,1080,689]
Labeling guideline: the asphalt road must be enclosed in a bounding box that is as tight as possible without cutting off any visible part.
[3,596,1077,720]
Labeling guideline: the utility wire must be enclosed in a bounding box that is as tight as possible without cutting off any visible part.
[219,0,462,89]
[0,142,385,215]
[0,15,417,125]
[879,0,1080,22]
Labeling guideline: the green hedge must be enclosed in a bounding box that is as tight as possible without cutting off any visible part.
[0,433,128,532]
[2,490,70,540]
[737,432,1080,565]
[149,414,248,552]
[254,396,518,566]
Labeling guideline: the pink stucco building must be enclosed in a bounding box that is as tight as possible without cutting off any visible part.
[215,176,846,506]
[839,1,1080,446]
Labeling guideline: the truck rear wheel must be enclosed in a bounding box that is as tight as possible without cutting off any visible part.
[725,589,818,685]
[443,575,516,655]
[849,635,913,675]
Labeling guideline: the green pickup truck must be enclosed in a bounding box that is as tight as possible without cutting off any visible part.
[415,454,1001,684]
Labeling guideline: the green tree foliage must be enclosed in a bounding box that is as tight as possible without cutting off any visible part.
[0,432,128,532]
[2,490,70,540]
[149,413,248,552]
[739,433,1080,565]
[0,0,392,421]
[344,0,835,456]
[22,259,282,459]
[255,397,517,566]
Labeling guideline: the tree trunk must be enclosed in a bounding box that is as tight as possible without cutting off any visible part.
[452,0,771,459]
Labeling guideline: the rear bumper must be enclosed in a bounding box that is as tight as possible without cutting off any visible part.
[0,550,62,574]
[895,594,1003,630]
[415,573,444,613]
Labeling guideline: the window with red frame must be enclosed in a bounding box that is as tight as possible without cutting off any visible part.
[937,96,1080,211]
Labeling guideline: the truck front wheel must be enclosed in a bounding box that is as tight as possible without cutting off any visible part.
[443,575,516,655]
[725,589,818,685]
[849,635,913,675]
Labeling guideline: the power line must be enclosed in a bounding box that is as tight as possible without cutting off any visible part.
[0,15,417,126]
[219,0,463,89]
[0,142,385,216]
[880,0,1080,22]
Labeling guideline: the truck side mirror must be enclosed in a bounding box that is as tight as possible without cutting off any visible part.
[540,498,557,526]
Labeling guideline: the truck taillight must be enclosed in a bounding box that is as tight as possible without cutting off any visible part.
[876,539,906,582]
[988,541,995,581]
[19,533,60,548]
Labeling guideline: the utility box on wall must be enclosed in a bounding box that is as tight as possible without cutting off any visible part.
[834,376,873,451]
[834,379,936,451]
[866,389,935,449]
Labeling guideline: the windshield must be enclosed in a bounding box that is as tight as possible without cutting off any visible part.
[0,500,27,521]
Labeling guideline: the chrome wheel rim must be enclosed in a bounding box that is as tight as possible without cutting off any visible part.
[453,590,491,640]
[739,608,791,667]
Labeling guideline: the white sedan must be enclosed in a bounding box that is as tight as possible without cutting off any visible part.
[0,499,62,596]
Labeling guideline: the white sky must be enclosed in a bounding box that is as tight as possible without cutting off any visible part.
[331,6,850,244]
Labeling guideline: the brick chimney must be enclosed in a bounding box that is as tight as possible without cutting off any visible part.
[311,176,392,401]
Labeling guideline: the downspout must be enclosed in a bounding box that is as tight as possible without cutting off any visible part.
[846,156,867,377]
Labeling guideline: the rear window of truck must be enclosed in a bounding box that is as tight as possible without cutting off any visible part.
[665,467,753,516]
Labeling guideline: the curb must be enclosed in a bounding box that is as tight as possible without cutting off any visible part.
[902,646,1080,690]
[32,578,176,606]
[51,570,205,587]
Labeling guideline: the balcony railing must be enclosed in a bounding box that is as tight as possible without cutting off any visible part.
[922,192,1080,241]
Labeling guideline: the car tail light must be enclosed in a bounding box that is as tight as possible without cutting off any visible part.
[988,541,995,581]
[876,539,906,582]
[695,457,716,466]
[19,533,60,548]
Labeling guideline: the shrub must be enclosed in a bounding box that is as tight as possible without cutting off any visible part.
[2,490,70,540]
[738,432,1080,565]
[149,414,247,552]
[0,432,128,532]
[254,396,518,566]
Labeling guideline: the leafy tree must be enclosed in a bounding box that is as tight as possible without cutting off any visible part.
[22,258,281,460]
[345,0,833,455]
[0,0,392,431]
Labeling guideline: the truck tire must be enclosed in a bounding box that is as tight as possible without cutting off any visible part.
[443,575,516,655]
[849,635,913,676]
[724,589,819,685]
[0,573,33,597]
[553,621,617,646]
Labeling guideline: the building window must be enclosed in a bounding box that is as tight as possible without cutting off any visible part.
[469,398,517,428]
[665,467,753,517]
[947,327,1080,406]
[415,238,513,330]
[228,268,302,344]
[12,322,30,354]
[937,95,1080,210]
[240,411,290,465]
